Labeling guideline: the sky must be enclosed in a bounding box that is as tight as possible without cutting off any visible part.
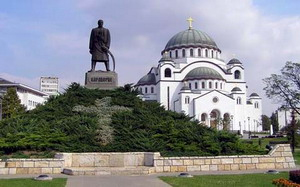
[1,0,300,116]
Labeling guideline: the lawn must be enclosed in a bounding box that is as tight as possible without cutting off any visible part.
[160,172,288,187]
[0,178,67,187]
[243,137,288,149]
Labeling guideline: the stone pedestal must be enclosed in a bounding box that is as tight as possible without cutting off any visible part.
[85,71,118,90]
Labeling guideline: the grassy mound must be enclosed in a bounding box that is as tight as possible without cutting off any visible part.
[0,83,265,157]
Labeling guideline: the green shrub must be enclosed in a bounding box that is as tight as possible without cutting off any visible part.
[0,83,265,156]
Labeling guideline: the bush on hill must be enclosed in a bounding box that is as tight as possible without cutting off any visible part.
[0,83,266,157]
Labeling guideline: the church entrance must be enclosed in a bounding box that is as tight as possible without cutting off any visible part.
[223,113,230,130]
[210,109,220,129]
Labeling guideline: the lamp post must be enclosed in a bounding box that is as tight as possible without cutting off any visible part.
[291,110,296,153]
[248,117,250,139]
[0,95,2,120]
[230,115,234,132]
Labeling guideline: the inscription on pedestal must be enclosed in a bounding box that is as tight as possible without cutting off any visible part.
[85,71,118,90]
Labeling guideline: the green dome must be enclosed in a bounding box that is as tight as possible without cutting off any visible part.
[184,67,224,81]
[228,58,242,65]
[163,29,220,53]
[136,73,156,86]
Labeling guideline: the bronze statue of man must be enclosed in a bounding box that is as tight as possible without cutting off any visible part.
[89,19,111,71]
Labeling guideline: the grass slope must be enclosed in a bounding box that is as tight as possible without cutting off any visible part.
[0,178,67,187]
[160,172,288,187]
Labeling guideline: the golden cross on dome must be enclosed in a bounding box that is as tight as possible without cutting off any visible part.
[187,17,194,29]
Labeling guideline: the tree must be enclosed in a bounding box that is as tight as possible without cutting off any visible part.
[261,115,271,131]
[2,87,26,119]
[263,61,300,115]
[270,112,279,133]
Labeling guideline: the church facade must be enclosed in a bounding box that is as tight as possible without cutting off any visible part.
[135,21,262,132]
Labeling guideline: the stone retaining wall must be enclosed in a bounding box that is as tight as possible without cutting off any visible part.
[0,159,64,174]
[0,144,296,175]
[153,144,296,172]
[55,152,156,167]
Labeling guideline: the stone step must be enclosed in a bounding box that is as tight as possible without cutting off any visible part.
[63,166,155,176]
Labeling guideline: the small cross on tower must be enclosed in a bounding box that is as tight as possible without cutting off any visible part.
[187,17,194,29]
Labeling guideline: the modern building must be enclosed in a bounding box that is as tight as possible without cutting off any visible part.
[0,77,48,110]
[277,107,300,130]
[40,77,59,96]
[135,19,263,132]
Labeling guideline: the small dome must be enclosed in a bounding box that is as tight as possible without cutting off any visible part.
[250,93,259,97]
[184,67,224,81]
[228,58,242,65]
[162,29,220,53]
[231,87,242,92]
[136,73,156,86]
[159,52,173,62]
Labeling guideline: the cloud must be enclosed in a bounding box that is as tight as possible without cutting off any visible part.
[2,0,300,115]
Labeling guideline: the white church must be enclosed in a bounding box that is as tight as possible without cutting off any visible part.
[135,18,262,133]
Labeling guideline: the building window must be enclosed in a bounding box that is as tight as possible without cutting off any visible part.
[145,87,148,94]
[182,49,186,57]
[205,49,208,57]
[169,51,172,58]
[220,83,222,89]
[201,113,206,121]
[175,50,178,58]
[198,48,201,57]
[190,49,193,57]
[151,87,154,93]
[202,82,205,89]
[189,83,191,89]
[211,50,214,58]
[165,68,171,77]
[185,96,190,104]
[234,70,241,79]
[213,97,219,103]
[195,82,198,89]
[255,102,259,108]
[139,87,142,93]
[237,97,241,105]
[215,82,218,89]
[209,82,212,89]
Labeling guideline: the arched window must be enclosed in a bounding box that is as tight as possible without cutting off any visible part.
[175,50,178,58]
[169,51,172,58]
[237,97,241,105]
[182,49,186,57]
[165,68,171,77]
[205,49,208,57]
[211,50,214,58]
[195,82,198,89]
[234,70,241,79]
[202,82,205,89]
[189,83,191,89]
[145,87,148,94]
[201,113,206,121]
[255,102,259,108]
[209,82,212,89]
[151,87,154,93]
[185,96,190,104]
[198,48,201,57]
[215,82,218,89]
[190,49,193,57]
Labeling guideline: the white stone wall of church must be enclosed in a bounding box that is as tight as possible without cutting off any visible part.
[193,92,236,128]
